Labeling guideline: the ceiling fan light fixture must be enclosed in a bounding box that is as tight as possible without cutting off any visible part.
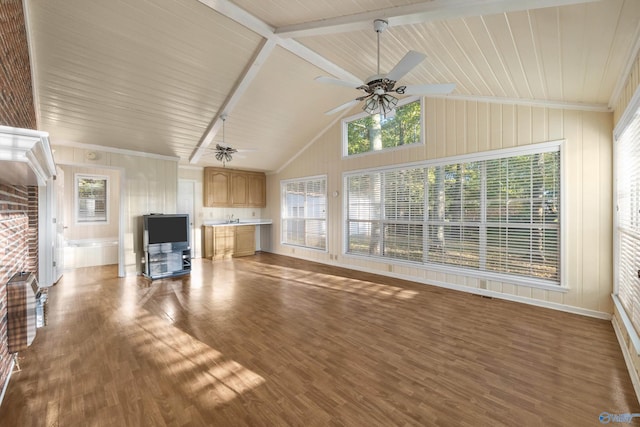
[363,97,379,114]
[380,94,398,113]
[363,94,397,116]
[214,115,237,167]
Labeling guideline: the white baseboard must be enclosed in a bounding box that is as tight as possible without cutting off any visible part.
[266,249,612,320]
[612,315,640,404]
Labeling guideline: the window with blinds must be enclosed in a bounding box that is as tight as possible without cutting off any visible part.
[345,143,562,285]
[615,109,640,334]
[281,176,327,250]
[76,175,108,223]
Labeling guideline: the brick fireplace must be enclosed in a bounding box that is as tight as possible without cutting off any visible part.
[0,0,40,400]
[0,185,38,396]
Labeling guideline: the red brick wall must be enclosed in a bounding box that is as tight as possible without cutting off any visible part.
[0,184,30,395]
[0,0,40,396]
[0,0,36,129]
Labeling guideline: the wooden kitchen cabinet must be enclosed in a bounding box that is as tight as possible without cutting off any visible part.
[203,226,214,259]
[204,168,231,206]
[213,226,235,259]
[234,225,255,257]
[202,225,256,259]
[247,174,266,207]
[204,167,266,207]
[230,173,248,206]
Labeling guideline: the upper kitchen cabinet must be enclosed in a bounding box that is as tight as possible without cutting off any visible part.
[204,167,266,208]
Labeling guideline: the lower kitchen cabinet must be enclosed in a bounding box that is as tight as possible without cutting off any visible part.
[203,225,256,259]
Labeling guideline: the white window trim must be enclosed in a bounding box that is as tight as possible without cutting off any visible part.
[341,96,424,158]
[612,86,640,356]
[281,174,328,252]
[75,173,109,225]
[342,140,567,291]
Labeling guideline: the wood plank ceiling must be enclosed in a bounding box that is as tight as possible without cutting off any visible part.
[24,0,640,172]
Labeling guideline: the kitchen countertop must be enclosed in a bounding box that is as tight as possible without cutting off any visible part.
[203,219,273,227]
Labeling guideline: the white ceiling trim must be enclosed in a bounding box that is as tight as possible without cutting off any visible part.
[436,94,611,112]
[274,0,602,39]
[52,139,180,162]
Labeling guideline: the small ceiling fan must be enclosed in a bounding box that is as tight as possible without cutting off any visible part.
[212,115,237,166]
[316,19,456,116]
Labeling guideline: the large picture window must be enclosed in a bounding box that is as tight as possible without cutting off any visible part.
[345,142,562,286]
[76,174,108,223]
[615,102,640,339]
[343,97,422,156]
[281,176,327,250]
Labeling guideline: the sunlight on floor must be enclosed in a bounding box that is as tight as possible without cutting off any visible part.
[124,309,265,407]
[243,259,418,300]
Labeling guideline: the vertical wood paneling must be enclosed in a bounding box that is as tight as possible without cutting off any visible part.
[477,102,490,152]
[268,97,613,314]
[53,145,178,274]
[580,111,601,311]
[614,51,640,126]
[490,103,502,148]
[466,101,478,153]
[517,105,532,145]
[502,104,516,148]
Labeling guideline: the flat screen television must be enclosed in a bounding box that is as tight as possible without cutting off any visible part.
[143,214,190,249]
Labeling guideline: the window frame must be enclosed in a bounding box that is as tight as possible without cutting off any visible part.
[281,175,328,252]
[343,140,567,291]
[75,173,109,225]
[341,96,424,158]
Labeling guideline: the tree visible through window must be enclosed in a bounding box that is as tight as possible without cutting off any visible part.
[345,143,562,286]
[345,99,422,156]
[76,175,108,223]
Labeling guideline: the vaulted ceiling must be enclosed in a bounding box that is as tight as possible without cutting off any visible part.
[24,0,640,172]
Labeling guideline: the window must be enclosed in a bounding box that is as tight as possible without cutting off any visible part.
[281,176,327,250]
[345,142,562,286]
[615,105,640,336]
[343,97,422,156]
[76,174,108,223]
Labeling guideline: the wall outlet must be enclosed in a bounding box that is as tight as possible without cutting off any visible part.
[252,211,256,217]
[479,280,487,289]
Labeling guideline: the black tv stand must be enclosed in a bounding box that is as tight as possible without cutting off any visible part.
[143,243,191,280]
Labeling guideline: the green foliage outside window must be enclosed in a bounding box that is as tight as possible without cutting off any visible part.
[346,99,421,155]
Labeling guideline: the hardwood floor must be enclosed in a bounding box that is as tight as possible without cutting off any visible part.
[0,253,637,426]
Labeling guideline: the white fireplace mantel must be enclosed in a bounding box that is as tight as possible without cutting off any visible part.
[0,125,56,185]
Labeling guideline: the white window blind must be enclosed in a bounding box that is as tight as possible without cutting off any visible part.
[616,111,640,333]
[76,175,108,223]
[346,145,561,285]
[281,177,327,250]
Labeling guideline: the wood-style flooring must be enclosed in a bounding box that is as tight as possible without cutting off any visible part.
[0,253,638,426]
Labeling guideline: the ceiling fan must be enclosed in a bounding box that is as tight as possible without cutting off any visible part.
[316,19,456,116]
[212,115,237,166]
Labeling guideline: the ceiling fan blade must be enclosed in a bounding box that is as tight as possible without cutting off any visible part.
[386,51,427,82]
[315,76,363,89]
[324,99,360,115]
[402,83,456,95]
